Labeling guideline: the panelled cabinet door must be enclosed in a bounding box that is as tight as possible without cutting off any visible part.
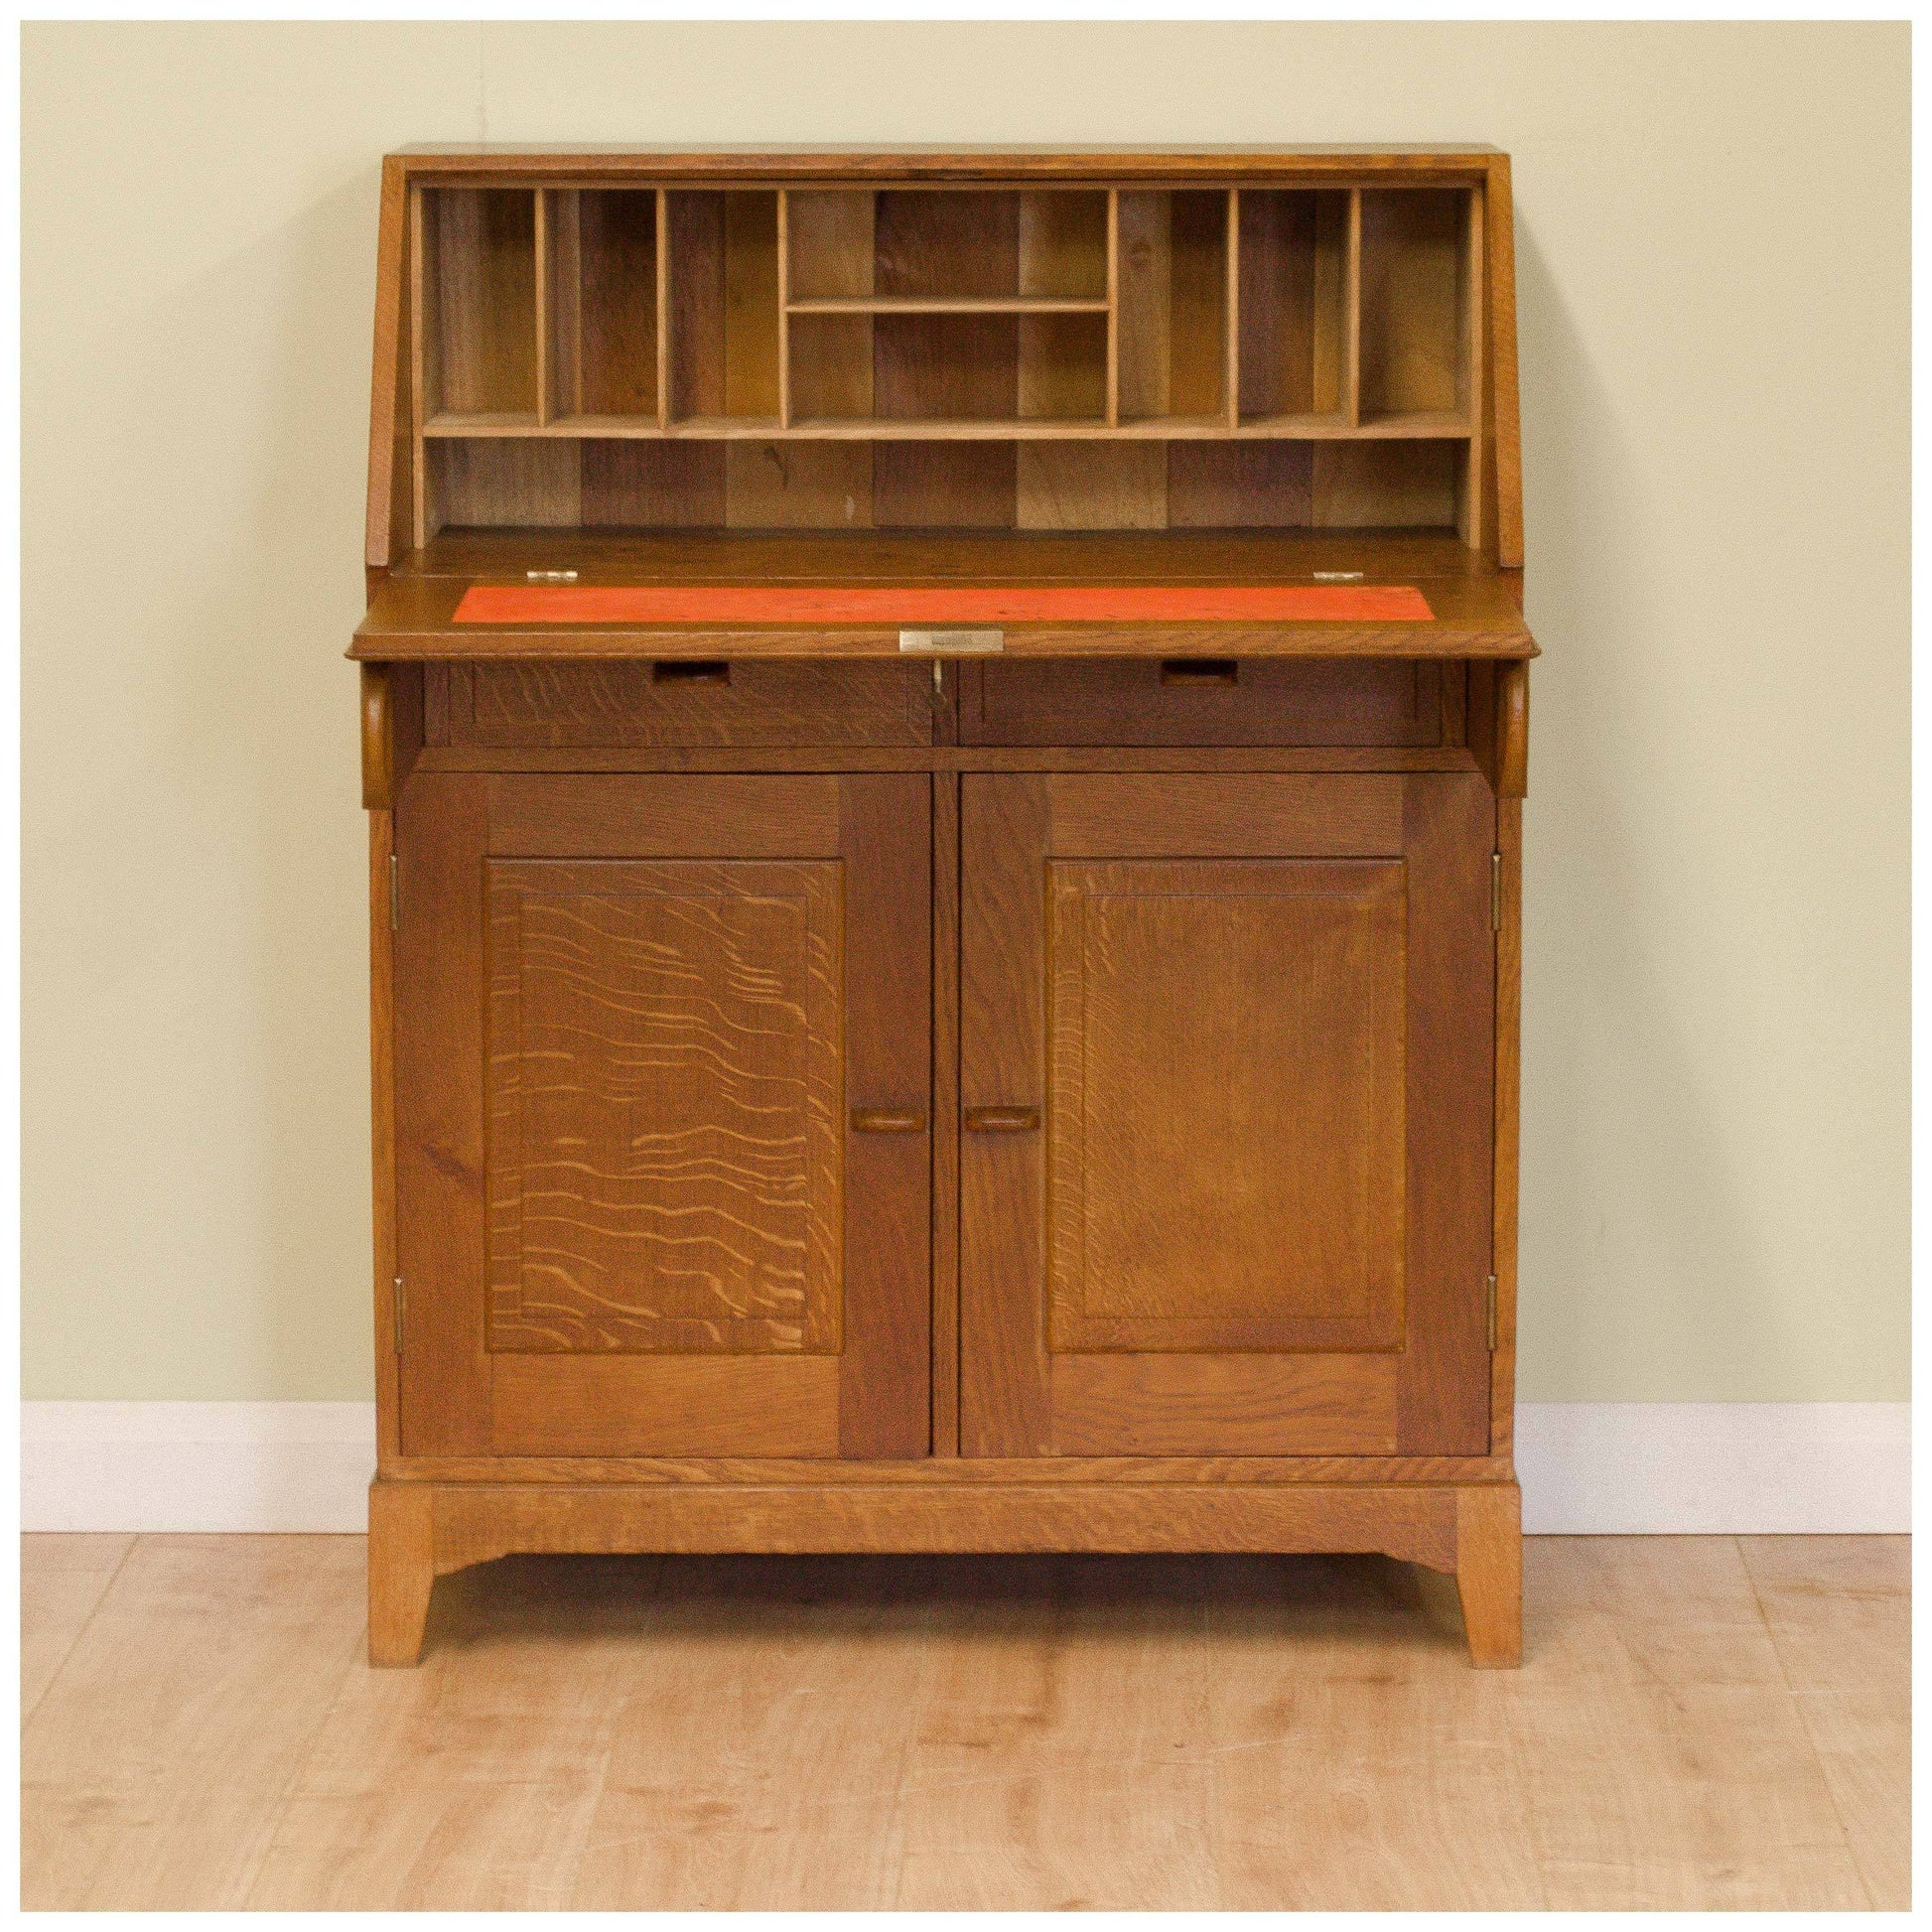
[394,772,931,1459]
[959,771,1495,1457]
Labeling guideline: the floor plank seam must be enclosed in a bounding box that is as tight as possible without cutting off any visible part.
[236,1554,381,1910]
[1734,1535,1878,1910]
[22,1532,140,1727]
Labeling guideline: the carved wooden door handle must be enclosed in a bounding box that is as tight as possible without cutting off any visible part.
[963,1105,1041,1133]
[849,1107,927,1134]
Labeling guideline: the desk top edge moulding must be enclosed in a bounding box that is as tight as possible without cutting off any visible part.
[355,146,1531,1668]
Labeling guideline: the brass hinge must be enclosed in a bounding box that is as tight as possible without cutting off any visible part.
[389,853,400,932]
[392,1276,406,1355]
[1491,851,1503,932]
[1486,1274,1499,1351]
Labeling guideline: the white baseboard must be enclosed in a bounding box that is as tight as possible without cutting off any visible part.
[22,1403,378,1533]
[19,1401,1910,1536]
[1514,1402,1909,1534]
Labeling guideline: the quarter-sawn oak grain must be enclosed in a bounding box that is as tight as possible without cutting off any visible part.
[360,144,1533,1667]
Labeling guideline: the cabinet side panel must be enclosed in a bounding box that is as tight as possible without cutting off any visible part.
[1491,792,1522,1456]
[394,773,492,1454]
[369,809,401,1463]
[1395,772,1495,1451]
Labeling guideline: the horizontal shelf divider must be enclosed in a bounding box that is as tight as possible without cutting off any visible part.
[1348,410,1475,439]
[786,296,1111,314]
[1236,411,1474,440]
[427,411,1471,443]
[424,413,544,436]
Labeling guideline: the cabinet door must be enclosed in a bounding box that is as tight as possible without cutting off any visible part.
[960,771,1494,1457]
[394,772,930,1459]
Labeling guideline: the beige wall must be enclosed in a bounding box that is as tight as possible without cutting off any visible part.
[24,22,1908,1402]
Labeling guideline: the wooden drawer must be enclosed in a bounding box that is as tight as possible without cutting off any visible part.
[961,658,1449,748]
[431,661,936,749]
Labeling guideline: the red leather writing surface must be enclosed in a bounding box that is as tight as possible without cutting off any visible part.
[452,583,1435,625]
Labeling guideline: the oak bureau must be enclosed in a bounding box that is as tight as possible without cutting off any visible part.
[352,145,1535,1666]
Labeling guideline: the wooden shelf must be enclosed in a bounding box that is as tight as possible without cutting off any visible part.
[787,417,1113,440]
[427,408,1470,444]
[1353,409,1473,438]
[662,415,785,439]
[1239,409,1472,439]
[787,296,1110,315]
[424,412,543,436]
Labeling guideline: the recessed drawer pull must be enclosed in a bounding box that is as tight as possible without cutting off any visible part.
[964,1105,1041,1134]
[850,1107,927,1135]
[1161,658,1240,686]
[652,659,731,684]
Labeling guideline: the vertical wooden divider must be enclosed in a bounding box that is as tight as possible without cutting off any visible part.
[1460,185,1488,552]
[1342,187,1363,429]
[776,190,792,429]
[407,183,431,549]
[546,190,586,423]
[533,190,551,427]
[1225,189,1241,428]
[1487,155,1525,568]
[1104,188,1120,429]
[654,187,670,430]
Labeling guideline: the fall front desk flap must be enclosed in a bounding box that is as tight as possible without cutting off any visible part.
[451,584,1436,625]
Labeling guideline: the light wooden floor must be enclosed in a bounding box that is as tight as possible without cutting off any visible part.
[20,1533,1907,1910]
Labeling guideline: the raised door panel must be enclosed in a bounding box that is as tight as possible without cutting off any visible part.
[394,771,930,1460]
[1047,857,1406,1355]
[484,858,844,1357]
[959,770,1493,1458]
